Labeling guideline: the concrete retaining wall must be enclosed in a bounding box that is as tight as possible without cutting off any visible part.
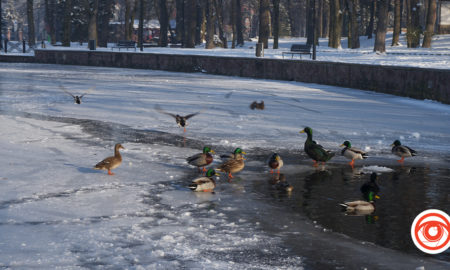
[2,50,449,104]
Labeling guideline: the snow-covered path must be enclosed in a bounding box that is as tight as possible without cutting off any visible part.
[0,63,449,269]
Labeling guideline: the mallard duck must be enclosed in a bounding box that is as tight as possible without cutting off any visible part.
[60,85,93,104]
[250,100,265,110]
[360,172,380,200]
[186,146,215,172]
[267,153,283,174]
[340,141,368,168]
[216,153,245,180]
[340,192,380,215]
[299,127,335,166]
[94,143,125,175]
[155,105,201,132]
[391,140,417,163]
[220,148,247,160]
[189,169,219,192]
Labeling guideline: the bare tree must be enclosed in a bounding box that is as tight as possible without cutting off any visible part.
[374,0,388,52]
[159,0,169,46]
[391,0,401,46]
[83,0,99,44]
[45,0,56,44]
[62,0,73,47]
[258,0,270,48]
[422,0,437,48]
[205,0,215,49]
[272,0,280,49]
[348,0,360,49]
[366,0,375,39]
[0,0,2,49]
[98,0,114,47]
[407,0,421,48]
[184,0,197,47]
[235,0,244,46]
[125,0,134,40]
[328,0,342,48]
[214,0,227,48]
[175,0,184,44]
[27,0,35,46]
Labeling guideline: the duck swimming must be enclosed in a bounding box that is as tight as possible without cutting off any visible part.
[391,140,417,163]
[340,141,368,168]
[299,127,335,166]
[94,143,125,175]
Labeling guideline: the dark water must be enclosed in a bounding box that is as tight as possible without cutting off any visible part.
[248,159,450,262]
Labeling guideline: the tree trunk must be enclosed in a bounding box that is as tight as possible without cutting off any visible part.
[317,0,323,38]
[214,0,227,48]
[258,0,270,48]
[205,0,215,49]
[407,0,421,47]
[138,0,144,48]
[27,0,35,46]
[392,0,401,46]
[374,0,388,52]
[84,0,99,43]
[349,0,360,48]
[231,0,237,48]
[235,0,244,46]
[273,0,280,49]
[306,0,314,45]
[184,0,197,48]
[422,0,436,48]
[195,0,204,45]
[329,0,342,48]
[176,0,184,44]
[45,0,56,44]
[0,0,2,49]
[366,0,375,39]
[286,0,297,36]
[125,0,133,40]
[159,0,169,47]
[62,0,73,46]
[322,0,329,38]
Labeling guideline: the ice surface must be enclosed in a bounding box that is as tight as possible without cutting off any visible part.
[0,63,449,269]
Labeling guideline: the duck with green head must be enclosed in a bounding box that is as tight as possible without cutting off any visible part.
[267,153,283,174]
[217,148,246,180]
[299,127,335,167]
[186,146,215,172]
[189,169,219,192]
[340,191,380,215]
[340,140,368,168]
[391,140,417,163]
[220,147,247,160]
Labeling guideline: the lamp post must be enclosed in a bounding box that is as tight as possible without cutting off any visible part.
[312,0,316,60]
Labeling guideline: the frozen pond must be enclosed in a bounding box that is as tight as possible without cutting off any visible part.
[0,63,449,269]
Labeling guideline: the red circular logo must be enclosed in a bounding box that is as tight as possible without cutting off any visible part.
[411,209,450,254]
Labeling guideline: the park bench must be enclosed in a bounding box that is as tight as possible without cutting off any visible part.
[112,40,136,51]
[282,44,312,59]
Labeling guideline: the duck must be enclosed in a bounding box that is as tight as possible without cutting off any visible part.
[60,85,92,104]
[189,169,219,192]
[391,140,417,163]
[93,143,125,175]
[299,127,335,166]
[250,100,265,110]
[360,172,380,201]
[186,146,215,172]
[216,153,245,180]
[340,191,380,215]
[340,141,368,168]
[220,147,247,160]
[267,153,283,174]
[155,105,201,132]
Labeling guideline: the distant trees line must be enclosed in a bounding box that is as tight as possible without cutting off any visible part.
[0,0,440,52]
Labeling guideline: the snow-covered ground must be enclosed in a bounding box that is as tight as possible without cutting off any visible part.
[2,32,449,70]
[0,63,449,269]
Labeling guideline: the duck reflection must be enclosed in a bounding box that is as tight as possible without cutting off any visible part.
[340,173,381,217]
[269,173,293,197]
